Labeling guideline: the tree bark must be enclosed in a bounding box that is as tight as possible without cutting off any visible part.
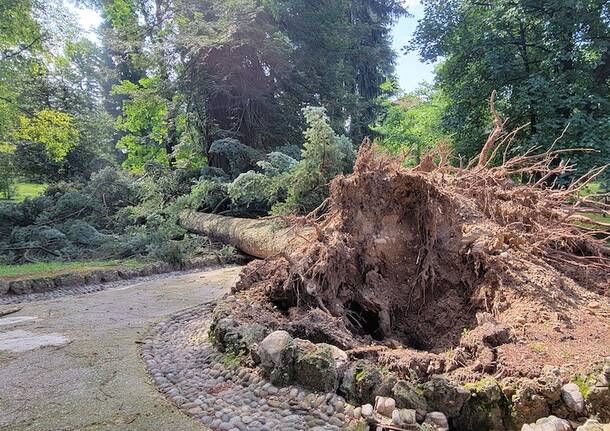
[179,211,312,259]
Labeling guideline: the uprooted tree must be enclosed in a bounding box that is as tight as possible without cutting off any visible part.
[180,108,609,381]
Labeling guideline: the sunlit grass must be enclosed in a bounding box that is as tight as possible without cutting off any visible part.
[0,259,146,279]
[0,182,48,203]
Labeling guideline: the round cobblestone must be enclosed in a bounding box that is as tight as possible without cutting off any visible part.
[141,304,350,430]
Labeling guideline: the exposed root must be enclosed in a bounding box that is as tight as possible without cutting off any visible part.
[228,102,609,381]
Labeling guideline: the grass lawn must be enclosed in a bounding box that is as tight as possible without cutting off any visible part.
[0,182,48,203]
[0,259,147,280]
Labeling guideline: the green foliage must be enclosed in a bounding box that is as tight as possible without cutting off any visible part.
[180,179,229,212]
[86,167,140,213]
[0,143,16,199]
[374,84,452,164]
[208,138,263,179]
[276,107,356,214]
[411,0,610,182]
[17,110,80,162]
[228,171,278,215]
[257,152,298,176]
[112,78,173,171]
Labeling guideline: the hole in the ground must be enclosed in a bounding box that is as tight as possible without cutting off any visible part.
[271,299,293,316]
[346,301,384,341]
[395,327,431,351]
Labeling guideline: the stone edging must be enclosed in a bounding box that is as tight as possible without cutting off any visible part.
[208,297,610,431]
[140,303,353,431]
[0,256,244,297]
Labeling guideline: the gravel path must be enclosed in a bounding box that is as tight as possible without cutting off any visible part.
[0,266,241,431]
[142,304,351,431]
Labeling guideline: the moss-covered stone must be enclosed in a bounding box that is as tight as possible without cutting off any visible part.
[505,378,551,429]
[422,376,470,418]
[454,378,509,431]
[293,345,338,392]
[392,379,428,411]
[340,360,383,405]
[208,313,268,360]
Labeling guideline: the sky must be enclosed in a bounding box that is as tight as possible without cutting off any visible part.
[392,1,437,93]
[69,0,435,93]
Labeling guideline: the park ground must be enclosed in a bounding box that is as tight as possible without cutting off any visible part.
[0,265,241,431]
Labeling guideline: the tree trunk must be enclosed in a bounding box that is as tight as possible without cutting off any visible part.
[179,211,312,259]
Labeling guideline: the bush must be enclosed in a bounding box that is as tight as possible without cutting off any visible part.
[276,144,302,161]
[34,192,102,226]
[86,167,140,212]
[7,225,70,260]
[180,179,229,212]
[200,166,230,182]
[275,107,356,214]
[257,152,298,176]
[228,171,276,215]
[64,220,107,247]
[150,240,185,268]
[208,138,263,178]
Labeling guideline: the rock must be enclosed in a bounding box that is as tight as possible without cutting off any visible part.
[0,280,9,295]
[422,376,471,418]
[374,396,396,418]
[326,344,349,380]
[353,406,362,419]
[454,378,507,431]
[527,415,572,431]
[8,280,32,295]
[392,409,402,425]
[258,331,295,386]
[339,360,383,405]
[424,412,449,431]
[293,344,338,392]
[577,419,603,431]
[562,383,585,414]
[391,409,417,426]
[479,322,512,347]
[588,384,610,422]
[361,404,374,418]
[392,379,429,411]
[374,374,398,398]
[509,378,552,428]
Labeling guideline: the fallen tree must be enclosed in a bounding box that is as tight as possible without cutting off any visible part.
[179,211,313,259]
[182,104,609,383]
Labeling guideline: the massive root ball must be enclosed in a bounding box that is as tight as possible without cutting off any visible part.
[230,140,609,381]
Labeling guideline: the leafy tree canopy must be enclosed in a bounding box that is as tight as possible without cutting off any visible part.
[410,0,610,182]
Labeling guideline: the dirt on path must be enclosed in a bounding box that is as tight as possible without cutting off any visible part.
[0,266,242,431]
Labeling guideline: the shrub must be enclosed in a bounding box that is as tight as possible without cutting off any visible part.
[86,167,140,212]
[64,220,107,247]
[150,240,185,268]
[200,166,230,182]
[257,152,298,176]
[34,192,102,226]
[228,171,276,215]
[276,107,356,214]
[208,138,263,178]
[180,179,229,212]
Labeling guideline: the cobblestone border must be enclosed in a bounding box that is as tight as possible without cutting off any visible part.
[141,304,354,431]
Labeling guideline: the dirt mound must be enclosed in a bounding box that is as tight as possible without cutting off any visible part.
[229,138,609,382]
